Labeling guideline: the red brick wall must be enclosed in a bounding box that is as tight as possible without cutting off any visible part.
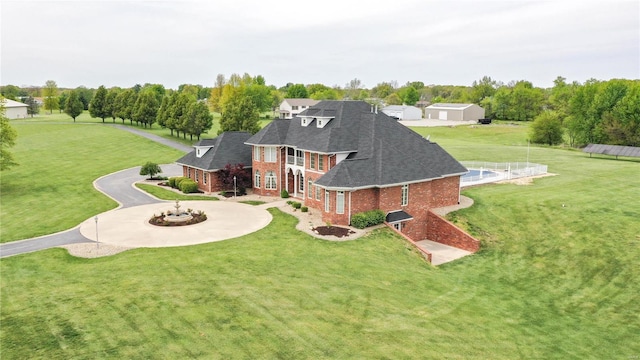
[182,166,247,194]
[251,146,283,197]
[430,176,460,208]
[426,210,480,252]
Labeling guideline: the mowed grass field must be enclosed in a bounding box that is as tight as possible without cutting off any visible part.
[0,120,184,242]
[1,121,639,359]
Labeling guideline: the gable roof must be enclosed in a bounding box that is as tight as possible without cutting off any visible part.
[1,99,28,108]
[281,98,320,107]
[426,103,475,110]
[176,131,252,171]
[247,101,467,189]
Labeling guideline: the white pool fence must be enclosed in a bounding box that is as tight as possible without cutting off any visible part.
[460,161,548,186]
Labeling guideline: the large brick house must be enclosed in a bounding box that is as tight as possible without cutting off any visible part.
[176,131,252,193]
[246,100,468,241]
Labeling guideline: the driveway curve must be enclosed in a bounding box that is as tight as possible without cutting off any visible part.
[0,163,183,258]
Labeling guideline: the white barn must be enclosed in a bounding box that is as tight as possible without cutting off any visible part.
[425,103,485,121]
[2,99,28,119]
[381,105,422,120]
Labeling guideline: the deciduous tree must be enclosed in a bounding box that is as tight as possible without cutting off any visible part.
[285,84,308,98]
[184,101,213,140]
[219,94,260,135]
[64,90,84,122]
[530,110,564,145]
[217,163,251,194]
[0,102,19,170]
[139,162,162,179]
[43,80,59,114]
[89,85,108,122]
[132,90,159,128]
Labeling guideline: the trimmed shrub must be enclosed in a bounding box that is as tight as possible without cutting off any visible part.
[292,202,302,209]
[351,209,386,229]
[179,179,199,193]
[281,189,289,198]
[168,176,189,189]
[301,206,308,212]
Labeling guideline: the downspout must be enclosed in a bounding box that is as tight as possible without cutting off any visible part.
[348,191,352,225]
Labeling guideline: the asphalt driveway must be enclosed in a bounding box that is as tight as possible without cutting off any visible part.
[0,128,186,258]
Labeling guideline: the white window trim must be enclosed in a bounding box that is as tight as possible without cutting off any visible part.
[204,172,207,185]
[325,190,330,212]
[310,152,315,169]
[265,147,277,162]
[266,171,276,190]
[254,170,261,188]
[336,191,345,214]
[308,179,313,198]
[254,146,261,162]
[318,154,324,171]
[401,184,409,206]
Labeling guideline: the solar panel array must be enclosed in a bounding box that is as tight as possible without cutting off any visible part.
[583,144,640,158]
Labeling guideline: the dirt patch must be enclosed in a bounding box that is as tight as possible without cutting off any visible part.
[312,226,356,238]
[498,173,556,185]
[59,243,133,258]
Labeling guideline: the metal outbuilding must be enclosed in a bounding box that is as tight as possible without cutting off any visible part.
[381,105,423,120]
[2,99,28,119]
[424,103,485,122]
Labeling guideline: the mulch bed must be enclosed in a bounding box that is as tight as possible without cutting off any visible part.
[312,226,355,238]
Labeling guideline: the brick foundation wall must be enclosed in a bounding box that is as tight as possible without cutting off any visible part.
[426,210,480,252]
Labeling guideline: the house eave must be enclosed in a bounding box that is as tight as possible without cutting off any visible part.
[316,173,464,191]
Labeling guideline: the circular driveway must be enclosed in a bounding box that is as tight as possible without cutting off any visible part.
[79,201,272,248]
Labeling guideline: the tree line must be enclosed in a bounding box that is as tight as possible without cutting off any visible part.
[3,74,638,147]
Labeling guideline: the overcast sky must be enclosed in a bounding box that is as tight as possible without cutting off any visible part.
[1,0,638,90]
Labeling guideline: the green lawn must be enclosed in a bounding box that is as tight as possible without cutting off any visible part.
[26,109,273,146]
[1,122,639,358]
[134,183,219,201]
[0,122,184,242]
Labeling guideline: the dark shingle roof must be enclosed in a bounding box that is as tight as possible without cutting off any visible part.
[246,101,467,189]
[386,210,413,223]
[176,132,252,171]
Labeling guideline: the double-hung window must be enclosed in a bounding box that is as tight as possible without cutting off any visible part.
[318,154,324,171]
[310,153,315,169]
[401,184,409,206]
[336,191,345,214]
[324,190,330,212]
[254,146,261,161]
[254,170,261,188]
[265,147,277,162]
[308,179,313,198]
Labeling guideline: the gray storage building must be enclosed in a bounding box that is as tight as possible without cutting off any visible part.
[424,103,485,121]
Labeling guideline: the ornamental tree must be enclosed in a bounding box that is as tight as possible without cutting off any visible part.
[139,162,162,179]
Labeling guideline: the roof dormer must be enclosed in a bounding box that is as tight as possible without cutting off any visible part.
[195,146,212,158]
[300,116,314,127]
[316,116,334,128]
